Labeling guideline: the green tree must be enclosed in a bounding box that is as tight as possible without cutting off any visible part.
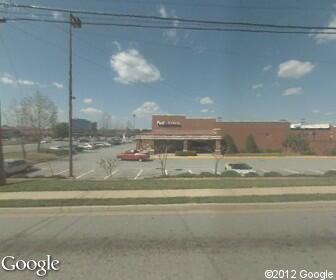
[223,134,238,154]
[283,134,309,153]
[53,122,69,139]
[245,135,258,153]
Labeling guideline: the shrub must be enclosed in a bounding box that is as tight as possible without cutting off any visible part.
[245,135,258,153]
[263,171,283,177]
[283,134,309,153]
[199,172,219,177]
[175,151,197,156]
[244,172,259,177]
[221,170,241,177]
[323,170,336,177]
[175,172,197,178]
[223,134,238,154]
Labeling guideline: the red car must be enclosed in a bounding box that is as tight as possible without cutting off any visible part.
[117,150,150,161]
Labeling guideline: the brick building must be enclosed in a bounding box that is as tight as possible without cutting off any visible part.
[136,115,336,155]
[136,115,291,154]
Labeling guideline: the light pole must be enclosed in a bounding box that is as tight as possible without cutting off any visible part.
[132,114,136,130]
[0,102,6,185]
[68,14,81,178]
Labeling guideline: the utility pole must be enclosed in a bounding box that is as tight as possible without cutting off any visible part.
[0,102,6,185]
[132,114,136,130]
[68,13,81,178]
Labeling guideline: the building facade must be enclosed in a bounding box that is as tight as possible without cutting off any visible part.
[136,115,336,155]
[72,119,97,136]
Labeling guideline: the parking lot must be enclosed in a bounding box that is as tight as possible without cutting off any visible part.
[14,143,336,180]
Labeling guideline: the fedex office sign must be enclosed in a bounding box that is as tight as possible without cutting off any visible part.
[157,121,181,127]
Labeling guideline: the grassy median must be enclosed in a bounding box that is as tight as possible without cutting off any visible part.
[1,194,336,208]
[1,177,336,192]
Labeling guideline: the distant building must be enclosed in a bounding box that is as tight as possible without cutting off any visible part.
[72,119,97,136]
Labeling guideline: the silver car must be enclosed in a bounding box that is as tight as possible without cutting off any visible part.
[4,160,30,176]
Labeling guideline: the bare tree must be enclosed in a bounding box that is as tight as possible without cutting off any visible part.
[98,158,119,177]
[213,153,223,175]
[20,92,57,152]
[99,112,112,130]
[156,143,168,176]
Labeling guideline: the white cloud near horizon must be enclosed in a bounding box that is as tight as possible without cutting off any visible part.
[201,108,209,113]
[80,107,102,114]
[278,60,315,79]
[110,49,161,84]
[199,96,214,105]
[83,98,93,104]
[52,82,63,89]
[133,101,161,118]
[282,87,303,96]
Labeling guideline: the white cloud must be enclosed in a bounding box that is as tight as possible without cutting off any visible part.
[278,60,315,79]
[83,98,93,104]
[18,79,34,86]
[252,83,263,90]
[133,101,161,118]
[110,49,161,84]
[52,11,64,20]
[312,16,336,44]
[199,96,214,105]
[52,82,63,89]
[325,112,335,116]
[263,65,272,71]
[282,87,303,96]
[201,108,209,113]
[157,5,179,43]
[0,76,15,85]
[80,107,102,114]
[312,109,320,114]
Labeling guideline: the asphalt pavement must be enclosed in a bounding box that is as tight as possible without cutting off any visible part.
[0,203,335,280]
[5,142,336,179]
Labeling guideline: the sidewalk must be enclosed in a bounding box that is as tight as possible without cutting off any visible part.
[1,186,336,200]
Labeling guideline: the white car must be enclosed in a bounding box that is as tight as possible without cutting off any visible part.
[78,143,93,150]
[4,160,30,176]
[224,163,257,176]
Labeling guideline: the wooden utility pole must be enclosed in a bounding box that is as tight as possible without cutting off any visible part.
[68,14,81,178]
[0,102,6,185]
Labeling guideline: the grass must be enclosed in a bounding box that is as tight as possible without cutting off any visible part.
[1,177,336,192]
[1,194,336,208]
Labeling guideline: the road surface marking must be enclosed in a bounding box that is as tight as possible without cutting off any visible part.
[188,169,193,174]
[55,169,69,175]
[308,169,323,174]
[284,168,300,174]
[103,169,119,180]
[76,169,94,179]
[134,169,143,180]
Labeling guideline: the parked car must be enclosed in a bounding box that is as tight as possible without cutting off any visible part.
[4,160,31,176]
[117,150,150,161]
[110,138,122,145]
[78,143,94,150]
[224,163,257,176]
[95,142,111,148]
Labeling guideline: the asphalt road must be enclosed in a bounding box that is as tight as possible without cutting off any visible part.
[0,203,335,280]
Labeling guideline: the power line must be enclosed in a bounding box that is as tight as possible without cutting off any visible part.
[1,2,336,31]
[3,17,336,35]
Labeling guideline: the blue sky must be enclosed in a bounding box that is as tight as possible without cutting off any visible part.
[1,0,336,128]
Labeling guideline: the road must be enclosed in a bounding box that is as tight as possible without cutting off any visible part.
[0,203,335,279]
[5,142,336,179]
